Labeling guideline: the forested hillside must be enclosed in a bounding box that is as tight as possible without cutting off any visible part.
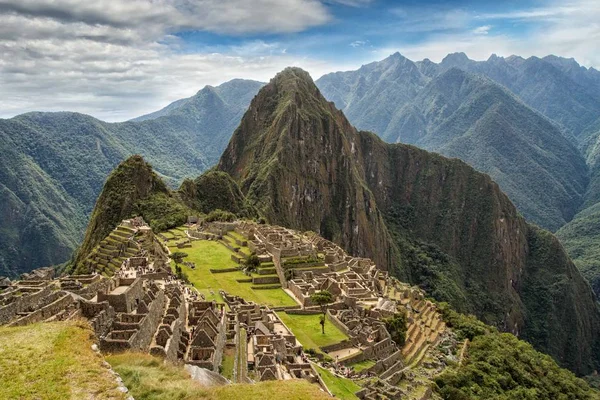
[0,79,262,277]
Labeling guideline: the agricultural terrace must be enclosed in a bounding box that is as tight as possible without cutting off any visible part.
[164,227,297,307]
[278,312,349,352]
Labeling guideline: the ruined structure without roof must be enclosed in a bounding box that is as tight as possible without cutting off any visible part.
[0,218,458,399]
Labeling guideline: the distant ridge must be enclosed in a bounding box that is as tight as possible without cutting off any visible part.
[316,53,591,231]
[0,78,262,278]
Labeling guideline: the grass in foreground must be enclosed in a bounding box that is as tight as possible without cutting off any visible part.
[169,238,296,307]
[315,365,361,400]
[0,320,124,400]
[107,353,332,400]
[278,312,348,351]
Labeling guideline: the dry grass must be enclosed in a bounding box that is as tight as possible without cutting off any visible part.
[107,352,332,400]
[0,320,125,400]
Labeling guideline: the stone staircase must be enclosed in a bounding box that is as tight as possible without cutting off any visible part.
[401,299,446,365]
[83,225,140,275]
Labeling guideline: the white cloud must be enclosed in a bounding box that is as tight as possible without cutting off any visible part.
[0,0,345,121]
[1,0,599,121]
[0,0,332,35]
[472,25,491,35]
[324,0,373,7]
[350,40,368,48]
[378,0,600,69]
[388,7,470,33]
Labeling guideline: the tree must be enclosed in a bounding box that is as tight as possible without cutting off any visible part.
[310,290,334,334]
[384,311,408,347]
[171,251,188,265]
[244,253,260,274]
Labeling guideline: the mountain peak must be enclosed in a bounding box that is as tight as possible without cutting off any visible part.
[441,52,471,66]
[74,154,169,267]
[487,53,505,63]
[271,67,314,86]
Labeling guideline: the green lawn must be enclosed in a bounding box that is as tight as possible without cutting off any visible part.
[0,321,125,400]
[278,312,348,351]
[348,359,376,373]
[315,365,360,400]
[227,231,246,242]
[169,239,296,307]
[221,347,235,380]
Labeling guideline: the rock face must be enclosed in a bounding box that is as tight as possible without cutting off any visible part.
[317,54,590,232]
[218,67,600,374]
[218,68,397,272]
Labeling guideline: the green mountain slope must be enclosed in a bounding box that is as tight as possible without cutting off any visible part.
[317,54,591,232]
[431,53,600,139]
[386,68,588,231]
[0,79,263,278]
[73,155,190,267]
[218,67,600,374]
[178,170,257,217]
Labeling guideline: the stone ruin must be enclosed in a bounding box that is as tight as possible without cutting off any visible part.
[220,291,318,384]
[0,218,457,399]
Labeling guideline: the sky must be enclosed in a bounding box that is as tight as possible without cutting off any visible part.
[0,0,599,121]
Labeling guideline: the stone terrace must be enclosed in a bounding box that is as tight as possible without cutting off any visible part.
[0,218,458,399]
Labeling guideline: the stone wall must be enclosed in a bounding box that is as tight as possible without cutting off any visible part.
[9,293,74,326]
[100,289,166,352]
[72,276,117,300]
[81,300,115,338]
[321,338,360,353]
[0,285,52,325]
[97,278,143,313]
[327,310,352,336]
[131,290,166,351]
[212,315,227,372]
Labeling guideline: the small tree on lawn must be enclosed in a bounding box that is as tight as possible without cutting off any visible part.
[384,310,408,347]
[310,290,334,334]
[171,251,188,266]
[244,253,260,274]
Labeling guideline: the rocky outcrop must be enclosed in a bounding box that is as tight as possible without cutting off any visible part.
[218,67,600,374]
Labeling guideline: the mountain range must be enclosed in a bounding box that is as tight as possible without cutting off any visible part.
[3,52,600,308]
[0,79,262,277]
[316,52,599,231]
[75,67,600,376]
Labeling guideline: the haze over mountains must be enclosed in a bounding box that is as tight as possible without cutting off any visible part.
[2,52,600,306]
[316,52,598,231]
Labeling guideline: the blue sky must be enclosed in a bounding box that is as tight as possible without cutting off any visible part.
[174,0,542,65]
[0,0,598,121]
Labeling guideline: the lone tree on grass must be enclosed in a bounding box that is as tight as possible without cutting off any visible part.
[244,253,260,274]
[310,290,334,334]
[171,251,188,266]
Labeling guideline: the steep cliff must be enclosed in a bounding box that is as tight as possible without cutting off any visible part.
[218,67,600,374]
[218,68,398,271]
